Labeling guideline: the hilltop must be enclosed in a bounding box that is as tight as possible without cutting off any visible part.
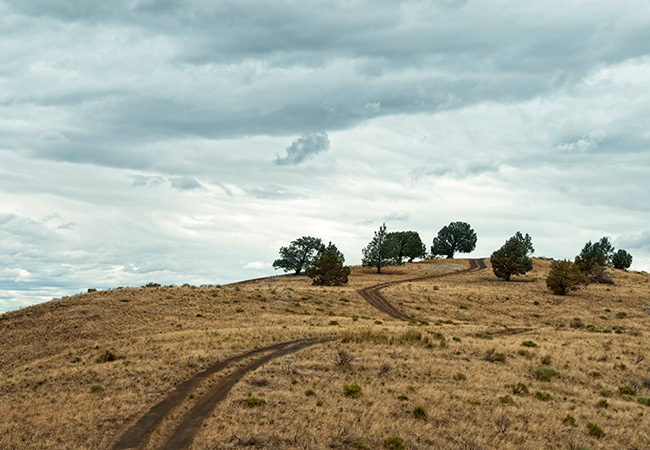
[1,259,649,449]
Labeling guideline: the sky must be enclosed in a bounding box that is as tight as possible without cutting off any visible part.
[1,0,650,312]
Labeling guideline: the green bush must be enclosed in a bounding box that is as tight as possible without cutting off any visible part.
[90,384,104,394]
[344,384,361,398]
[562,414,576,426]
[618,386,636,396]
[587,422,604,438]
[305,389,315,397]
[521,340,537,347]
[95,349,119,363]
[383,436,405,450]
[638,397,650,406]
[535,365,558,381]
[546,260,587,295]
[535,391,553,401]
[413,405,428,420]
[242,396,266,407]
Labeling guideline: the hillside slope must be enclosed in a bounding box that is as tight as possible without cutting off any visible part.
[1,259,649,449]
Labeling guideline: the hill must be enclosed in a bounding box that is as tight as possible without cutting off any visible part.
[1,259,649,449]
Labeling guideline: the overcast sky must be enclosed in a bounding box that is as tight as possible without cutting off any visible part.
[2,0,650,312]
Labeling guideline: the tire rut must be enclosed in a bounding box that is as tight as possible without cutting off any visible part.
[358,258,487,321]
[112,337,330,450]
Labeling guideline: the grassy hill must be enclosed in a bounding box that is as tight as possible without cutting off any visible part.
[1,259,649,449]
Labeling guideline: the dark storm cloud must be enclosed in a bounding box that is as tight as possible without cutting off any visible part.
[275,133,330,166]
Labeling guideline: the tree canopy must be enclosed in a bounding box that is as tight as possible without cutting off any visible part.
[546,260,588,295]
[272,236,324,275]
[361,223,401,273]
[431,221,477,259]
[388,231,427,263]
[490,232,534,281]
[305,242,350,286]
[611,249,633,270]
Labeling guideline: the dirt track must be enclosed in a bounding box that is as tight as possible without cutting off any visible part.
[358,258,486,321]
[112,337,330,450]
[112,259,486,449]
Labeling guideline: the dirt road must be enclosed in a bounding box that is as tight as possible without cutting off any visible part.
[112,337,330,450]
[358,258,486,321]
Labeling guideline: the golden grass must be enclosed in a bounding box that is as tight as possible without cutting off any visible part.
[1,259,649,449]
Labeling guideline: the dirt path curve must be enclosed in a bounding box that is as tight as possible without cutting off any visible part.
[112,337,330,450]
[358,258,487,321]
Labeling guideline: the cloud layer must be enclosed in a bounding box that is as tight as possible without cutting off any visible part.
[1,0,649,311]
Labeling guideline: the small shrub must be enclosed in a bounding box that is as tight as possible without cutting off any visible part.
[454,372,467,381]
[540,355,552,365]
[96,349,119,363]
[638,397,650,406]
[518,349,531,357]
[499,394,514,404]
[511,382,529,395]
[587,422,604,438]
[452,336,461,342]
[596,399,608,408]
[475,331,493,339]
[412,405,428,420]
[352,442,370,450]
[90,384,104,394]
[344,384,361,398]
[616,311,627,319]
[618,386,636,396]
[562,414,576,426]
[316,400,324,406]
[305,389,315,397]
[235,307,244,313]
[600,389,614,398]
[242,396,265,407]
[383,436,405,450]
[535,391,553,401]
[329,320,339,326]
[521,340,537,347]
[535,365,558,381]
[403,329,422,342]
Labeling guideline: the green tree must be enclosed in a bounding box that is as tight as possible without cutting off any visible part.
[388,231,426,263]
[611,249,633,270]
[431,221,477,259]
[362,223,401,273]
[546,260,588,295]
[305,242,351,286]
[575,237,615,284]
[272,236,324,275]
[490,232,534,281]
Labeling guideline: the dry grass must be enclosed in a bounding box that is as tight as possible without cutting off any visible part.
[1,259,649,449]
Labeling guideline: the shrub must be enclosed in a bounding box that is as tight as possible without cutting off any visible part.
[344,384,361,398]
[305,389,315,397]
[90,384,104,394]
[562,414,576,426]
[475,331,493,339]
[587,422,604,438]
[535,391,553,401]
[600,389,614,397]
[540,355,552,365]
[242,396,265,407]
[403,329,422,342]
[546,260,587,295]
[521,340,537,347]
[454,372,467,381]
[96,349,119,363]
[383,436,405,450]
[518,349,531,357]
[499,395,514,404]
[535,365,558,381]
[511,382,529,395]
[413,405,428,420]
[618,386,636,396]
[352,442,370,450]
[638,397,650,406]
[616,311,627,319]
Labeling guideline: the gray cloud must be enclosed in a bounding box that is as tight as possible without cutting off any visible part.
[617,232,650,251]
[275,133,330,166]
[170,176,202,191]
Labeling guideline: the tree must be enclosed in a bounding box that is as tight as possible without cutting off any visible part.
[388,231,426,263]
[431,221,477,259]
[575,237,615,284]
[305,242,350,286]
[546,260,588,295]
[611,249,633,270]
[490,232,534,281]
[272,236,324,275]
[362,223,401,273]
